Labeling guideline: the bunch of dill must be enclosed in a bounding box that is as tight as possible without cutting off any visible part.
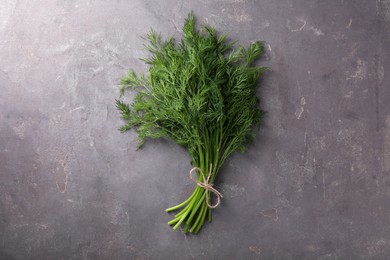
[116,12,267,234]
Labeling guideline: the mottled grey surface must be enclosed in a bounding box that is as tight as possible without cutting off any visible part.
[1,0,390,259]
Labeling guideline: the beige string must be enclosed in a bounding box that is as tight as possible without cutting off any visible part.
[189,164,223,208]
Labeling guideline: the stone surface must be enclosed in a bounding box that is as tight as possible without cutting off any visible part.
[1,0,390,259]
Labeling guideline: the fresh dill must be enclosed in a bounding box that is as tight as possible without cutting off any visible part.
[116,12,267,233]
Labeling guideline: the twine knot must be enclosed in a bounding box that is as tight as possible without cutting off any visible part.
[189,164,223,208]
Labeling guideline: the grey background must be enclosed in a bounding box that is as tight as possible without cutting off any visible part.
[1,0,390,259]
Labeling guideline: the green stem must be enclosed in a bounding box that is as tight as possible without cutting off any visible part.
[186,190,206,225]
[190,199,206,232]
[165,187,198,212]
[166,126,225,233]
[172,190,199,230]
[194,202,208,234]
[173,212,189,230]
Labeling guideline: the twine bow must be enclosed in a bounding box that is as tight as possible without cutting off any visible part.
[189,164,223,208]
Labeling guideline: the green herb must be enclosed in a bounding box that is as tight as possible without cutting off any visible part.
[116,12,267,233]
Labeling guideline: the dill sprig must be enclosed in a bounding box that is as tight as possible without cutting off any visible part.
[116,12,267,234]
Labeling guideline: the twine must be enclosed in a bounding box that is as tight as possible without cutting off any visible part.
[189,164,223,208]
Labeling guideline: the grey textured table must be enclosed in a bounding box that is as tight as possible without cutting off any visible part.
[1,1,390,259]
